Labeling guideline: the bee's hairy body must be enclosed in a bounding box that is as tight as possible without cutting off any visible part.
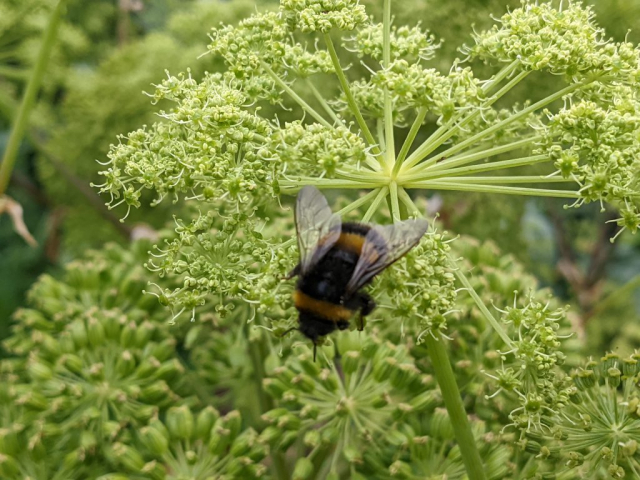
[294,222,376,342]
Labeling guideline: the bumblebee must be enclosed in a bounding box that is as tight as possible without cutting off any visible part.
[287,186,429,360]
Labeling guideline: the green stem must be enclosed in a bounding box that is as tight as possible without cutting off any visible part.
[382,0,394,172]
[335,188,381,216]
[396,194,486,480]
[404,181,580,198]
[431,175,573,185]
[408,135,541,176]
[323,33,381,157]
[280,178,384,189]
[393,106,428,177]
[397,187,420,216]
[449,254,514,347]
[306,78,343,125]
[0,0,66,196]
[406,154,550,181]
[261,62,332,129]
[362,186,388,222]
[389,181,401,222]
[425,333,486,480]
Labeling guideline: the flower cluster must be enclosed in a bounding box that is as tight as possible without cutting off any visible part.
[97,72,274,216]
[108,407,268,479]
[269,121,368,176]
[469,2,631,76]
[486,295,573,434]
[543,95,640,236]
[348,22,440,62]
[520,353,640,478]
[261,331,442,476]
[374,229,457,340]
[372,62,484,120]
[280,0,368,33]
[0,242,270,480]
[145,210,277,321]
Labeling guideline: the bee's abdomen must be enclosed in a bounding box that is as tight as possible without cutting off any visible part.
[293,290,353,323]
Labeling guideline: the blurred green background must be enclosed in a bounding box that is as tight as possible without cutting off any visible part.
[1,0,639,352]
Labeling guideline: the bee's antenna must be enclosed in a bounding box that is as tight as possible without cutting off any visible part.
[313,343,317,363]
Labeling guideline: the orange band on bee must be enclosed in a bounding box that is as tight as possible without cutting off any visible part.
[334,232,366,255]
[294,290,353,322]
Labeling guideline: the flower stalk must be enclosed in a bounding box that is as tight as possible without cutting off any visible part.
[0,0,66,196]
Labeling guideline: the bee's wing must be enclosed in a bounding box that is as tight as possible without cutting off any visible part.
[295,186,342,274]
[345,219,429,295]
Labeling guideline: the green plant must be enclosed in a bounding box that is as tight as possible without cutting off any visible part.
[91,0,640,477]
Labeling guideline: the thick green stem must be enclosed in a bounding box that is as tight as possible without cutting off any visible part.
[393,106,428,177]
[323,33,381,157]
[261,62,332,129]
[0,0,66,195]
[394,195,486,480]
[404,181,580,198]
[425,333,486,480]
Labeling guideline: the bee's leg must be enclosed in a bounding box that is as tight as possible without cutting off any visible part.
[347,293,375,332]
[336,320,350,331]
[284,263,301,280]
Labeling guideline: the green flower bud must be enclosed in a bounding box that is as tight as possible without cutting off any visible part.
[28,359,53,381]
[292,458,313,480]
[140,425,169,456]
[195,406,220,441]
[208,427,231,456]
[87,317,106,347]
[166,405,194,440]
[111,442,146,471]
[342,351,361,374]
[389,460,412,478]
[116,350,136,377]
[607,367,622,388]
[430,408,454,439]
[303,430,320,448]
